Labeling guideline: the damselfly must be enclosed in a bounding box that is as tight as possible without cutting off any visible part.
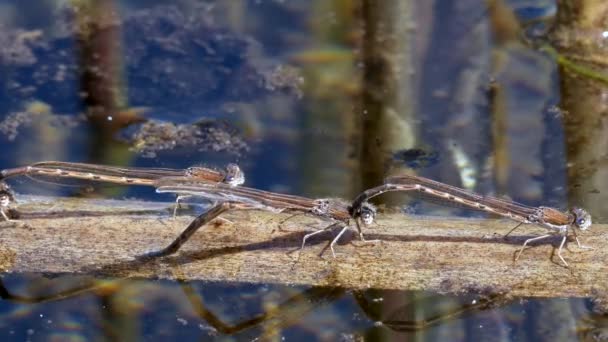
[0,161,245,220]
[145,178,378,257]
[1,161,245,187]
[348,174,592,266]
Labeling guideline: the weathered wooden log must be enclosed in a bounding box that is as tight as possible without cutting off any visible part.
[0,194,606,302]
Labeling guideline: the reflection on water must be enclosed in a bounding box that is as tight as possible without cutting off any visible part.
[0,274,603,340]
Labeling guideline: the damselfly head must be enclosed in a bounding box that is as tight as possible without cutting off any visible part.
[224,163,245,186]
[571,207,591,230]
[0,182,15,207]
[359,202,377,225]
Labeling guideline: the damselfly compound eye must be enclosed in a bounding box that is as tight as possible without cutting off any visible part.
[224,164,245,186]
[571,207,592,230]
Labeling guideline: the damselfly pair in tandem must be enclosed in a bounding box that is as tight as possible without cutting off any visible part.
[0,161,593,265]
[0,161,377,258]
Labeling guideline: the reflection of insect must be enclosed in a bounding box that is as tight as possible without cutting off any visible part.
[349,174,592,266]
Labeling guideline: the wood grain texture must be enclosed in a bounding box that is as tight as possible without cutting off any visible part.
[0,195,606,301]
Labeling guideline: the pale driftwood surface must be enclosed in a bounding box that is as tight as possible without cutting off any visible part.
[0,194,606,300]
